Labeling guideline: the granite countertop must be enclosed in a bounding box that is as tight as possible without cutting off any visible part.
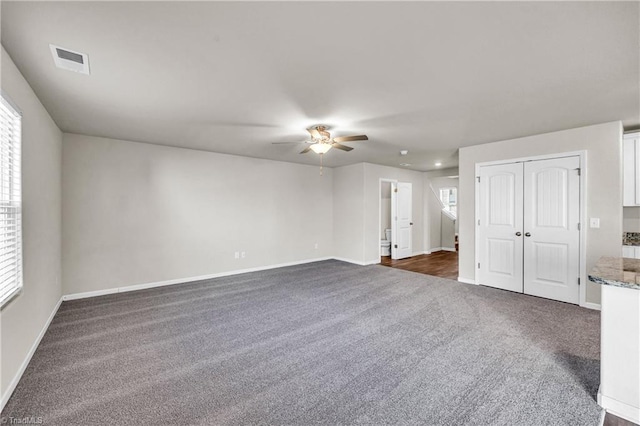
[589,257,640,290]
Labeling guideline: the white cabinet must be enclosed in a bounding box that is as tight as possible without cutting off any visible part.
[599,284,640,424]
[622,245,640,259]
[623,132,640,206]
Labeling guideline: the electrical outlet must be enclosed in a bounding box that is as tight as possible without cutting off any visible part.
[241,251,246,258]
[234,251,239,259]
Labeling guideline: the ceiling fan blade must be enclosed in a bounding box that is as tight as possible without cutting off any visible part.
[300,146,312,154]
[333,135,368,143]
[333,135,369,142]
[331,142,354,152]
[271,141,304,144]
[307,128,321,139]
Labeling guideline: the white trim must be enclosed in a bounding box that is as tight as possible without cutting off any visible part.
[1,296,63,411]
[458,277,477,285]
[63,257,332,301]
[411,251,424,257]
[474,151,588,306]
[581,302,601,311]
[598,392,640,424]
[335,257,379,266]
[428,247,455,253]
[423,250,432,255]
[379,177,397,260]
[578,151,588,310]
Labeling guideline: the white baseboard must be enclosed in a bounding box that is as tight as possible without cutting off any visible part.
[428,247,456,253]
[332,257,378,266]
[1,296,63,411]
[598,392,640,424]
[457,277,477,285]
[63,257,332,301]
[581,302,601,311]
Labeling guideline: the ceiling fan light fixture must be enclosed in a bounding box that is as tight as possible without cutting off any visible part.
[310,143,332,154]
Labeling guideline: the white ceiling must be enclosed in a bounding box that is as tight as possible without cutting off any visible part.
[1,1,638,171]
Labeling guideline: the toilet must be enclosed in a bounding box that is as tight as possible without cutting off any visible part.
[380,229,392,256]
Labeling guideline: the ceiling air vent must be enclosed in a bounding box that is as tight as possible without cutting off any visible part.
[49,44,90,75]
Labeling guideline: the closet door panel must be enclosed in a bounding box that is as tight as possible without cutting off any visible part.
[478,163,524,293]
[523,157,580,304]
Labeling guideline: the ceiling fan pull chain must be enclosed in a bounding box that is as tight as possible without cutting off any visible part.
[319,153,323,176]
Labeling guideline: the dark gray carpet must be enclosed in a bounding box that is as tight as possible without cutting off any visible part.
[2,260,601,425]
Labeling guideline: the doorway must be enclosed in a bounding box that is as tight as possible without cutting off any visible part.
[476,155,582,304]
[379,179,413,261]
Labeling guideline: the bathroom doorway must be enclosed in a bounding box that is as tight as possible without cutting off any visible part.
[379,179,395,261]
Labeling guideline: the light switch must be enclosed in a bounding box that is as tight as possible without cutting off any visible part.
[589,218,600,228]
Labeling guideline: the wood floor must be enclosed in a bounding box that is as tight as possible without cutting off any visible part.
[604,412,639,426]
[380,250,458,280]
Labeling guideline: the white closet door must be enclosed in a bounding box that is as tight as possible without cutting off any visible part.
[523,157,580,304]
[478,163,524,293]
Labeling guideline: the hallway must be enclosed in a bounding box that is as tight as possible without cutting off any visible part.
[380,250,458,280]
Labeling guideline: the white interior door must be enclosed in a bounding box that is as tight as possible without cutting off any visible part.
[523,157,580,304]
[391,182,412,259]
[478,163,524,292]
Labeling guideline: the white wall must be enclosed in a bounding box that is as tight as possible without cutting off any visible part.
[459,121,623,305]
[0,48,62,401]
[623,207,640,232]
[332,163,424,264]
[332,163,365,263]
[364,163,424,263]
[62,134,333,295]
[381,182,391,237]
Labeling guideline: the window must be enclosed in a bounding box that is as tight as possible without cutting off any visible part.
[439,187,457,218]
[1,94,22,307]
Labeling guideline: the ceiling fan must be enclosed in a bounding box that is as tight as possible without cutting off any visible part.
[272,125,368,155]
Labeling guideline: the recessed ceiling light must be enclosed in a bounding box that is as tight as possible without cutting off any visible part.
[435,162,442,167]
[400,150,409,156]
[400,163,411,167]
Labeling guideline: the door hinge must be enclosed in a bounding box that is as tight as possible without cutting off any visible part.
[394,188,398,193]
[577,223,581,231]
[477,219,480,226]
[575,168,581,176]
[394,244,398,249]
[478,262,480,269]
[476,176,480,183]
[578,277,581,285]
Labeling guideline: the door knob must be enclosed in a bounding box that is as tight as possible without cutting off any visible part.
[515,232,522,236]
[525,232,531,237]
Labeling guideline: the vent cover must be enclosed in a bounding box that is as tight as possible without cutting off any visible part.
[49,44,90,75]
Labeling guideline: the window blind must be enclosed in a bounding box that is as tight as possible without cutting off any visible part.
[0,94,22,307]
